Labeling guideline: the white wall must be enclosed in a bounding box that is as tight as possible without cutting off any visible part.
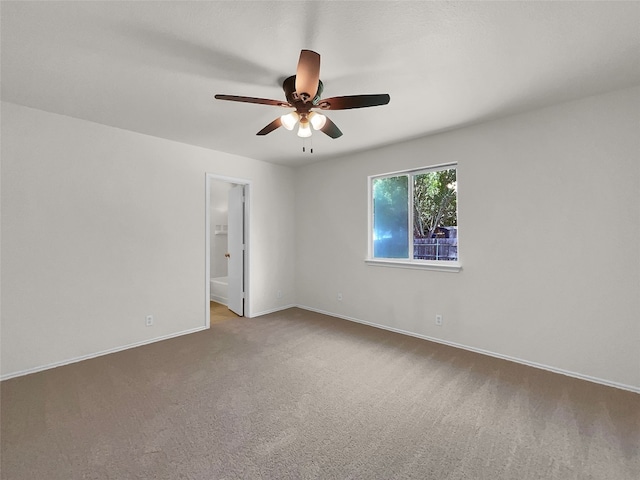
[294,86,640,391]
[0,102,296,378]
[3,88,638,389]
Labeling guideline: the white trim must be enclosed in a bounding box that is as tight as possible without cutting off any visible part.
[248,304,297,318]
[205,173,252,326]
[367,176,373,258]
[210,294,227,305]
[365,258,462,272]
[368,162,457,180]
[368,163,459,266]
[205,176,212,328]
[295,305,640,394]
[205,173,254,185]
[243,185,251,317]
[408,174,415,260]
[0,326,208,382]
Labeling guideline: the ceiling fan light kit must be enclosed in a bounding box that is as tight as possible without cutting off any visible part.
[280,112,299,130]
[308,111,327,130]
[215,49,390,150]
[297,119,312,138]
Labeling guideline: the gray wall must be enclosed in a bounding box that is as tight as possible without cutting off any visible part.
[1,102,296,378]
[294,86,640,390]
[3,86,638,390]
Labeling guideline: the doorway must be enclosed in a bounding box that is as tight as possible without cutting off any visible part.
[205,174,250,327]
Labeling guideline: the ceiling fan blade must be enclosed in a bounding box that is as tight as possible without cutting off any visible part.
[319,116,343,139]
[295,50,321,102]
[256,117,282,136]
[215,94,290,107]
[317,94,390,110]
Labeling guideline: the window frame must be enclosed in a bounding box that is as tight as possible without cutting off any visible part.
[366,163,461,272]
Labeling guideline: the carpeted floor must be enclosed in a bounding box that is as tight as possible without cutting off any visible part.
[1,308,639,479]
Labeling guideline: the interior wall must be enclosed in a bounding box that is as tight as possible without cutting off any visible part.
[294,86,640,390]
[209,179,231,280]
[0,102,296,378]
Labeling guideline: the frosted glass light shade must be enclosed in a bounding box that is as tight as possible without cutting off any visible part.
[297,121,312,138]
[309,112,327,130]
[280,112,299,130]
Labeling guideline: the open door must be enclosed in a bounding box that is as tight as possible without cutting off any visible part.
[227,184,244,316]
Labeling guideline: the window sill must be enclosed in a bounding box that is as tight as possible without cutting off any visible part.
[365,258,462,272]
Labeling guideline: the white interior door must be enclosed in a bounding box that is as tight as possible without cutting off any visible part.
[227,184,244,316]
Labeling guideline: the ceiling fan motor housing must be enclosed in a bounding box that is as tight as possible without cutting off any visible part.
[283,75,324,108]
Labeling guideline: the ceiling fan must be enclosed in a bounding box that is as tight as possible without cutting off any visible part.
[214,50,390,141]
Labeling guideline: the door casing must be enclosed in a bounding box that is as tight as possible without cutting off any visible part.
[205,173,251,326]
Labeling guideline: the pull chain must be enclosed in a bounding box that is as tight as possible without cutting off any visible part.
[301,137,314,154]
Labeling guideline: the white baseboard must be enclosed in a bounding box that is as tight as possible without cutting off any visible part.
[0,325,208,382]
[249,303,297,318]
[296,305,640,395]
[210,294,227,305]
[5,306,637,395]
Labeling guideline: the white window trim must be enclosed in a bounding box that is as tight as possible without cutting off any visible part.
[365,258,462,272]
[366,162,461,272]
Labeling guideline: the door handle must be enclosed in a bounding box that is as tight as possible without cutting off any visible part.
[224,253,230,258]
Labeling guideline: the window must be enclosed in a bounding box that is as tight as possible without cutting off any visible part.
[367,164,460,271]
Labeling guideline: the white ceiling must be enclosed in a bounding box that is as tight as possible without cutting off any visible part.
[2,1,639,167]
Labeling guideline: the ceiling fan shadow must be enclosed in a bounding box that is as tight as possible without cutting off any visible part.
[113,24,281,86]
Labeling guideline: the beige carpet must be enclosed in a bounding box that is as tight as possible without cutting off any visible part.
[1,308,639,479]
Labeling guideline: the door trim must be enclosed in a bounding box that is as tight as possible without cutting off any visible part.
[205,173,251,327]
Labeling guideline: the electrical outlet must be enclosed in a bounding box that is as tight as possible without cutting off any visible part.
[435,314,443,326]
[277,290,283,299]
[146,315,154,327]
[337,293,343,301]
